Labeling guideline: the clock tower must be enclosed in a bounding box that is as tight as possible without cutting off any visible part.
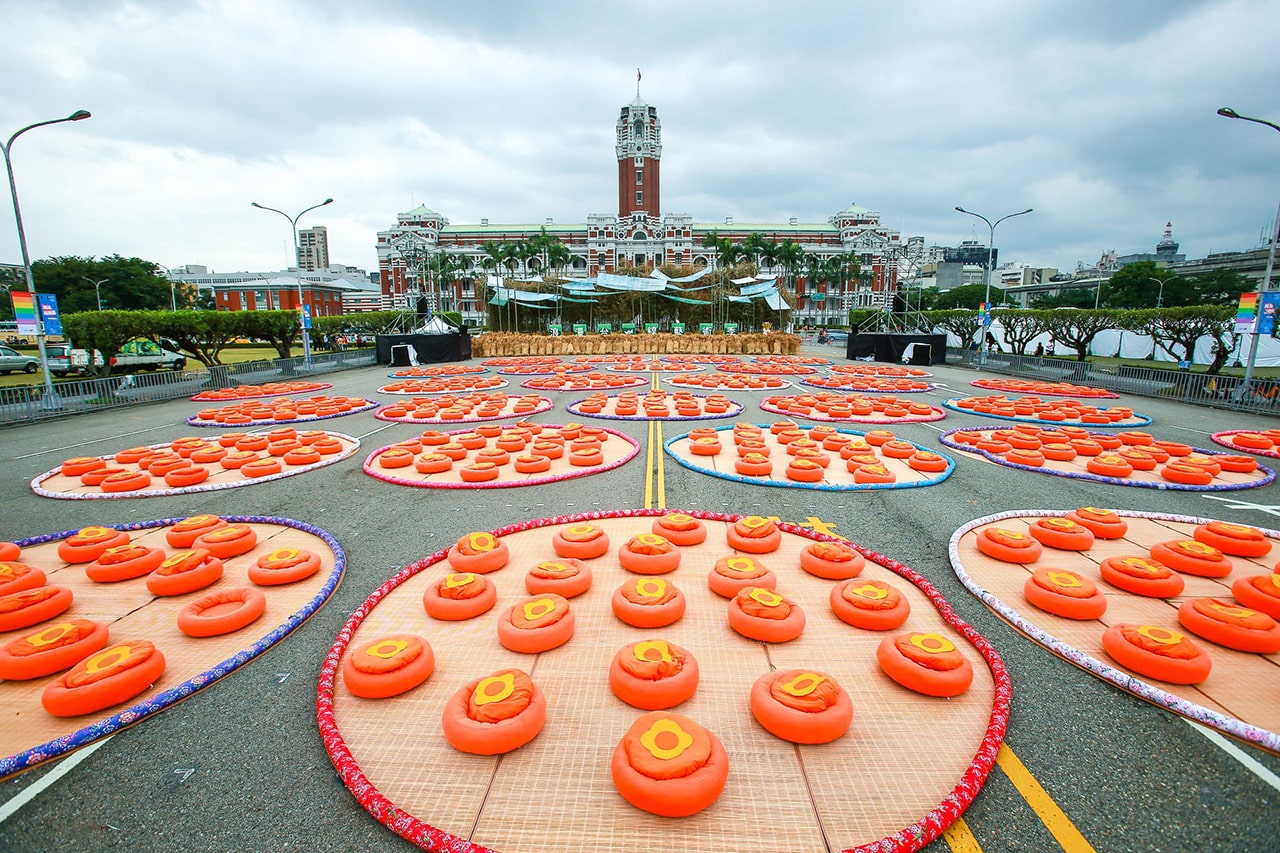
[616,87,661,219]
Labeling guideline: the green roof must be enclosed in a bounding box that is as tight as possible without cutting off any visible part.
[440,222,585,235]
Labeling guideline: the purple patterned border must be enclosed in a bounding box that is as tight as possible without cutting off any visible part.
[948,509,1280,754]
[566,394,745,422]
[30,434,362,500]
[373,397,554,425]
[968,380,1119,399]
[759,399,946,425]
[938,399,1152,427]
[190,383,333,402]
[316,508,1011,853]
[938,425,1276,492]
[186,399,380,427]
[1211,430,1280,459]
[1,514,346,779]
[664,423,955,492]
[361,424,641,490]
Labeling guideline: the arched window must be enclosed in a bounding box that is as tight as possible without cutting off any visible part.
[633,231,648,241]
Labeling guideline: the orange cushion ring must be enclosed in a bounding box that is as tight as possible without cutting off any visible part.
[611,711,729,817]
[422,572,498,620]
[342,634,436,699]
[0,619,110,681]
[1101,623,1212,684]
[613,577,687,628]
[446,531,510,574]
[749,669,853,744]
[176,587,267,637]
[876,631,974,697]
[727,587,805,643]
[496,594,575,653]
[524,559,593,599]
[41,639,166,717]
[830,578,911,630]
[442,669,546,755]
[608,639,700,710]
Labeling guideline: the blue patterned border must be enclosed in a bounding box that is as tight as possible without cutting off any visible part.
[948,509,1279,754]
[664,423,955,491]
[938,425,1275,492]
[0,514,346,779]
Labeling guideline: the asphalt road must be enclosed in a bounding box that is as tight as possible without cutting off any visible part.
[1,348,1277,853]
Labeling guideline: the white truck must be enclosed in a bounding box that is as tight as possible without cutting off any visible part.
[53,338,187,375]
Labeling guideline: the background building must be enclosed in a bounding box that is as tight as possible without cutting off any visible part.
[375,91,923,327]
[297,226,330,272]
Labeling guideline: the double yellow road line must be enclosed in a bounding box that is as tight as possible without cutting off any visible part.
[636,380,1094,852]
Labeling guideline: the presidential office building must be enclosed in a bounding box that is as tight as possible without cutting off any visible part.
[376,91,921,327]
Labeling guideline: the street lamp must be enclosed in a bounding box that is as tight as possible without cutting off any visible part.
[1217,107,1280,400]
[83,276,108,311]
[250,197,333,367]
[1145,276,1167,308]
[151,262,178,310]
[955,206,1033,365]
[2,108,92,400]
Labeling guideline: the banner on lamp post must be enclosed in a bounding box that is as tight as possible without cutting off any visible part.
[1235,292,1259,334]
[11,290,37,335]
[37,293,62,336]
[1256,292,1280,335]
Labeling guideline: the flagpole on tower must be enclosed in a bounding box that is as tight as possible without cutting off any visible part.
[637,68,641,98]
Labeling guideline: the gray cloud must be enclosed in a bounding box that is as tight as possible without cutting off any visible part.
[1,0,1277,278]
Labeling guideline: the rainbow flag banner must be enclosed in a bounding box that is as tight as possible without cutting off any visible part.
[1235,291,1259,334]
[10,290,37,335]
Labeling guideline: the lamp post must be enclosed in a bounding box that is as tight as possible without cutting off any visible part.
[3,109,92,400]
[250,197,333,368]
[955,206,1033,365]
[152,262,177,310]
[83,276,108,311]
[1145,276,1167,308]
[1217,107,1280,401]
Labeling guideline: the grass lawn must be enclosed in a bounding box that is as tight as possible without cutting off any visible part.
[0,344,373,390]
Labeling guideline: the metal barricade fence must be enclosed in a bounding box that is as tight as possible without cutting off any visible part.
[946,348,1280,416]
[0,349,378,427]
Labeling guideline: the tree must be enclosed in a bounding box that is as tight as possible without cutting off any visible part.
[1126,306,1236,374]
[30,255,174,313]
[923,309,982,348]
[1030,286,1099,310]
[238,310,303,359]
[1103,262,1181,309]
[992,309,1049,355]
[146,309,244,366]
[60,309,149,376]
[1038,309,1120,361]
[936,284,992,310]
[1187,268,1249,306]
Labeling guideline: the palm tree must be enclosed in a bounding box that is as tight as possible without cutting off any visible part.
[741,232,768,273]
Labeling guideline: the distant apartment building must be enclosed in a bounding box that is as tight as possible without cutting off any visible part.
[297,226,330,272]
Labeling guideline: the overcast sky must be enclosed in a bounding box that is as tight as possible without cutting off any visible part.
[2,0,1278,280]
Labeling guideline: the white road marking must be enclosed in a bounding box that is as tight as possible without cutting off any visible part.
[0,737,112,824]
[1183,720,1280,794]
[15,425,175,459]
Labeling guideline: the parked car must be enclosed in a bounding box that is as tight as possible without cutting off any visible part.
[0,345,39,374]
